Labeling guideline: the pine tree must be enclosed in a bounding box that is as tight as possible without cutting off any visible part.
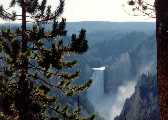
[0,0,94,120]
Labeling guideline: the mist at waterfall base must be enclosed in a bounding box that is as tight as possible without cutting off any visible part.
[86,67,136,120]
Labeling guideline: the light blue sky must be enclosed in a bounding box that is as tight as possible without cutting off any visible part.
[0,0,155,22]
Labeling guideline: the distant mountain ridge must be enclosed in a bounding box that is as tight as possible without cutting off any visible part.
[66,21,155,34]
[0,22,155,46]
[0,21,155,32]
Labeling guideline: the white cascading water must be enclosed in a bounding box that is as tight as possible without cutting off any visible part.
[87,66,114,119]
[87,66,105,105]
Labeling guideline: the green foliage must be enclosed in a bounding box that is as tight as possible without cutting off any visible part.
[0,0,94,120]
[71,29,88,54]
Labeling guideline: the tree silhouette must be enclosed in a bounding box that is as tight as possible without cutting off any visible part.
[0,0,94,120]
[125,0,155,17]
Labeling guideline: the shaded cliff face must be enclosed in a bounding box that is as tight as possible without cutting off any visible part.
[114,74,160,120]
[104,33,156,94]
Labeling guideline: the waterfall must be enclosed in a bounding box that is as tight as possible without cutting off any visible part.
[86,66,136,120]
[87,66,105,105]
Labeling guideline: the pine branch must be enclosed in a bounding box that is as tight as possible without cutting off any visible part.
[10,0,16,7]
[0,0,93,119]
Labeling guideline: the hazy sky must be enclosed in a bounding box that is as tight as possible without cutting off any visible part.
[0,0,155,22]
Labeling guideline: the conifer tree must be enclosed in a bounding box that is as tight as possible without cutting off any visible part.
[0,0,94,120]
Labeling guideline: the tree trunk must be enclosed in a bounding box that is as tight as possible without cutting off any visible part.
[156,0,168,119]
[22,0,27,51]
